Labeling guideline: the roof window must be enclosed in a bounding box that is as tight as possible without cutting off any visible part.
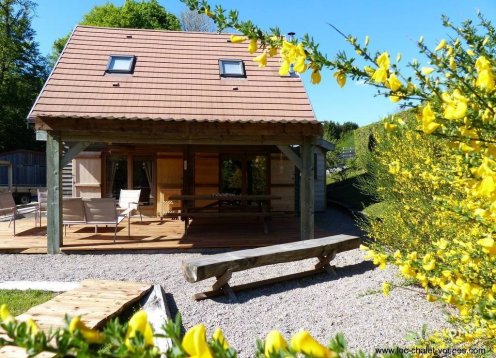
[219,59,245,78]
[106,55,136,74]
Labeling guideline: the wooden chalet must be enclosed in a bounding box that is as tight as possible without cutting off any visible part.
[28,26,331,254]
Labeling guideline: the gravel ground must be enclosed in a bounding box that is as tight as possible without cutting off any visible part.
[0,249,450,356]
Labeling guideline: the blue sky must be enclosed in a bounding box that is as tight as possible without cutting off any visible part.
[31,1,496,126]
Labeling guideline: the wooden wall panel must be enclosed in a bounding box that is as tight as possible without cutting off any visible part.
[157,153,183,216]
[195,153,219,207]
[73,152,101,198]
[270,153,295,212]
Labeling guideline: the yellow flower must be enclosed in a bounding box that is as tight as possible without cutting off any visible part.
[253,51,268,68]
[442,90,468,120]
[268,47,278,57]
[294,56,307,73]
[384,122,397,132]
[375,52,390,69]
[386,73,402,91]
[426,294,438,302]
[69,316,104,344]
[389,94,402,103]
[212,328,229,349]
[382,282,392,297]
[26,318,39,335]
[364,66,374,76]
[333,71,346,88]
[125,310,154,348]
[279,60,290,76]
[371,66,388,84]
[466,49,475,56]
[248,39,258,54]
[422,254,436,271]
[291,331,332,358]
[475,56,491,72]
[449,57,457,70]
[476,176,496,197]
[364,35,370,46]
[421,67,435,75]
[477,236,495,248]
[476,69,495,91]
[204,7,214,18]
[183,324,213,358]
[264,330,288,356]
[229,35,247,44]
[422,122,441,134]
[311,70,321,84]
[435,39,447,51]
[459,143,475,153]
[0,304,14,323]
[359,244,368,251]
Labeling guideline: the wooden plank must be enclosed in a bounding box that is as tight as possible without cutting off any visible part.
[0,280,152,358]
[46,132,62,254]
[300,137,315,241]
[61,142,90,167]
[276,145,301,170]
[162,212,274,218]
[17,280,152,330]
[141,285,172,352]
[182,234,360,282]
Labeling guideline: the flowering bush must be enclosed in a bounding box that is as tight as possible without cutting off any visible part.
[0,304,408,357]
[181,0,496,353]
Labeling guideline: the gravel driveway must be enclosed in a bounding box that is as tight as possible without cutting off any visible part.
[0,248,450,356]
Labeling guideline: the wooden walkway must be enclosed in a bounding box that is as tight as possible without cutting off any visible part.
[0,214,331,253]
[0,279,152,357]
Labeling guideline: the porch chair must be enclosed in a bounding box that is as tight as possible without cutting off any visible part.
[35,188,48,227]
[0,192,19,236]
[62,198,86,236]
[84,198,129,242]
[118,189,142,222]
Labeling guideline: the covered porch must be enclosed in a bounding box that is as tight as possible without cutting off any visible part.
[37,117,322,254]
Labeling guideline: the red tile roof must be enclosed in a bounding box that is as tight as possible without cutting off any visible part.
[29,26,317,125]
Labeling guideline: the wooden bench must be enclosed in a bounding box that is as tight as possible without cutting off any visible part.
[182,234,361,300]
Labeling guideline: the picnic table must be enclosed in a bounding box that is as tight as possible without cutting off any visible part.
[163,194,281,234]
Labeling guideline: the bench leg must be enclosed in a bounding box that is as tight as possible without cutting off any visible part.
[193,269,236,301]
[315,250,338,276]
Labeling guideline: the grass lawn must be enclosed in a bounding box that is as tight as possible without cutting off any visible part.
[0,290,57,316]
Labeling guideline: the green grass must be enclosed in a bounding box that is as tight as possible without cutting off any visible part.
[0,290,57,316]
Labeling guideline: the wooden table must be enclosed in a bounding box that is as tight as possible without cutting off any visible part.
[165,194,281,234]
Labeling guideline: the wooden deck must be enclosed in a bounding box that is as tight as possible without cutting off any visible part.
[0,279,152,357]
[0,214,332,254]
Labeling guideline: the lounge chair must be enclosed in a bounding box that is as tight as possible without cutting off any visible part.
[117,189,142,222]
[62,198,86,236]
[35,188,48,227]
[0,192,19,236]
[84,198,129,242]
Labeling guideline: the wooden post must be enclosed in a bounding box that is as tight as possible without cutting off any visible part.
[46,132,63,254]
[300,137,314,240]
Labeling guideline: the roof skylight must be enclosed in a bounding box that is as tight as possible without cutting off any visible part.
[219,59,246,78]
[106,55,136,74]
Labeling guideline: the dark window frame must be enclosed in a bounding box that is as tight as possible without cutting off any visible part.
[219,59,246,78]
[106,55,137,74]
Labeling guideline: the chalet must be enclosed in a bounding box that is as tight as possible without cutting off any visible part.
[28,26,332,253]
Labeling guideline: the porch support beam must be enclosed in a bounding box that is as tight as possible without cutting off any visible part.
[47,132,63,254]
[61,142,90,168]
[276,145,301,170]
[300,137,315,241]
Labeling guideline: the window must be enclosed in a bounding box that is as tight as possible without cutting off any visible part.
[106,55,136,74]
[219,59,246,78]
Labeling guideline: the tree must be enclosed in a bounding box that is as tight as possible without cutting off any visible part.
[0,0,48,151]
[50,0,181,65]
[179,9,214,32]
